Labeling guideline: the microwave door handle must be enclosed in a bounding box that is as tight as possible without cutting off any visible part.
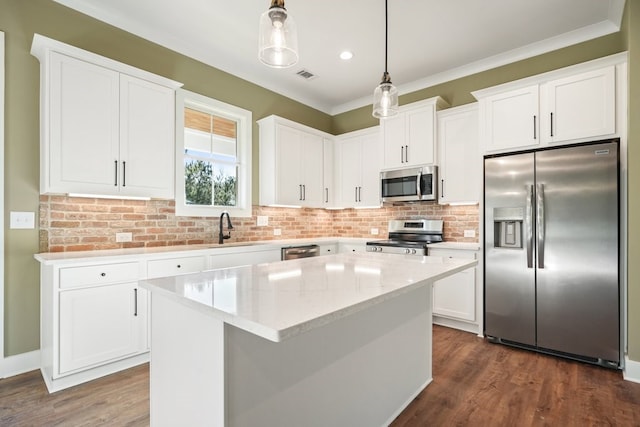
[416,171,422,199]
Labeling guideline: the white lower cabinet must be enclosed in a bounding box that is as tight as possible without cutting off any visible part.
[40,260,149,393]
[59,281,146,374]
[319,243,338,255]
[147,255,207,279]
[338,242,367,253]
[429,248,480,333]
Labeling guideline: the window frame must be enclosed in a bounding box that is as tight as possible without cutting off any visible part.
[175,89,252,217]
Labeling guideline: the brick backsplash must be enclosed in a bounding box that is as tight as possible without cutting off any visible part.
[39,195,479,252]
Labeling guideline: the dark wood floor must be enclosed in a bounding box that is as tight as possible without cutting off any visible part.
[1,326,639,426]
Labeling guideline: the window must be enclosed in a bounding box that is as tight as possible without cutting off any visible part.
[175,89,252,217]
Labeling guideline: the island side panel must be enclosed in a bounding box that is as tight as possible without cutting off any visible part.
[149,292,225,427]
[225,285,433,427]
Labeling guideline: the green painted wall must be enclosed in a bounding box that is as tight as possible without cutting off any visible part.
[627,1,640,362]
[1,0,637,365]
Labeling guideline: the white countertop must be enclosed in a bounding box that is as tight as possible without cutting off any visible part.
[140,252,477,343]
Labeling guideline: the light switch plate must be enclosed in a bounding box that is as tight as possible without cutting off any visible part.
[464,230,476,238]
[116,232,133,242]
[371,228,379,235]
[10,211,35,229]
[257,216,269,226]
[273,228,282,236]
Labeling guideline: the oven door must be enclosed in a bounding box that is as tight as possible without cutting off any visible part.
[381,166,437,202]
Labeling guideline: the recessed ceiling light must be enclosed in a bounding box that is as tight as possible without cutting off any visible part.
[339,51,354,60]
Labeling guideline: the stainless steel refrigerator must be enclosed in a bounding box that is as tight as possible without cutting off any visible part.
[484,139,619,367]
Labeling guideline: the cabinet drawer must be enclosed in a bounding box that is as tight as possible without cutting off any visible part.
[147,255,206,279]
[428,249,476,259]
[59,262,139,289]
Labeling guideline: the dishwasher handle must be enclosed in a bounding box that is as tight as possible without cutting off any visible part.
[281,244,321,260]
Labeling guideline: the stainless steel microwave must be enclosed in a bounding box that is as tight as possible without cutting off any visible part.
[380,165,438,202]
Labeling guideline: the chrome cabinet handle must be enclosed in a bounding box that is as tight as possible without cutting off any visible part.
[122,161,126,187]
[114,160,118,186]
[550,112,554,137]
[537,183,545,269]
[355,187,358,203]
[134,288,138,317]
[533,116,537,140]
[405,145,408,163]
[526,185,534,269]
[400,146,404,163]
[325,188,328,203]
[441,179,444,198]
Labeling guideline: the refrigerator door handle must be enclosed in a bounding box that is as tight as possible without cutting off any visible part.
[526,184,534,268]
[537,183,545,269]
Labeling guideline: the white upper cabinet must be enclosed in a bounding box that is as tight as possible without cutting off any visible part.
[437,104,480,204]
[119,74,176,198]
[381,97,448,170]
[335,126,381,208]
[258,115,329,207]
[477,85,539,152]
[31,34,182,198]
[474,54,625,154]
[322,138,335,207]
[541,66,616,143]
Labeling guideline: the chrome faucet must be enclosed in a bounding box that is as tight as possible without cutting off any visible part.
[219,211,234,244]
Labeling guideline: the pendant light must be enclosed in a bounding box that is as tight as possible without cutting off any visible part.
[372,0,399,118]
[258,0,299,68]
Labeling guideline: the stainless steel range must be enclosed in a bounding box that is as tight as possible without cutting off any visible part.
[366,219,443,255]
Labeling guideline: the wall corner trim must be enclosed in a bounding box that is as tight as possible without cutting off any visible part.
[0,350,41,379]
[623,356,640,383]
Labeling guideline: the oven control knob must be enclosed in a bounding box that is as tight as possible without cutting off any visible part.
[411,249,417,254]
[404,248,411,254]
[376,246,382,252]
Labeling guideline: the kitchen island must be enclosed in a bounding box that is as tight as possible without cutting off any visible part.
[140,252,477,427]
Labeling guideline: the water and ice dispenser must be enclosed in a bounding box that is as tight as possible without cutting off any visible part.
[493,207,524,249]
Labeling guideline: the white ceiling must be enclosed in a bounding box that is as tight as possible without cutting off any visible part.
[52,0,625,115]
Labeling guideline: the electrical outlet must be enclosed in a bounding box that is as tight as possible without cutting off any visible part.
[371,228,379,235]
[10,211,35,229]
[273,228,282,236]
[464,230,476,238]
[257,216,269,226]
[116,232,133,242]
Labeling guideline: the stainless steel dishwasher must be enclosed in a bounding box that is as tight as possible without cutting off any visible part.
[281,244,320,260]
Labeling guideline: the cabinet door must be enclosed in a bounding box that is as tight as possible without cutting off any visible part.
[336,136,362,207]
[59,282,144,374]
[358,130,382,206]
[300,133,324,206]
[481,85,540,152]
[438,106,480,204]
[322,139,334,207]
[430,250,476,321]
[119,74,176,198]
[49,52,120,194]
[382,114,405,169]
[275,125,303,205]
[543,66,616,144]
[406,105,436,166]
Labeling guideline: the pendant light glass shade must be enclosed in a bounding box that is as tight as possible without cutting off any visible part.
[373,72,399,118]
[372,0,399,119]
[258,0,299,68]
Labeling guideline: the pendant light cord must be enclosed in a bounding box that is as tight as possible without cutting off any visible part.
[384,0,388,74]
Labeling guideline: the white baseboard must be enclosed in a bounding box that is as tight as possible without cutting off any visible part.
[623,356,640,383]
[0,350,40,379]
